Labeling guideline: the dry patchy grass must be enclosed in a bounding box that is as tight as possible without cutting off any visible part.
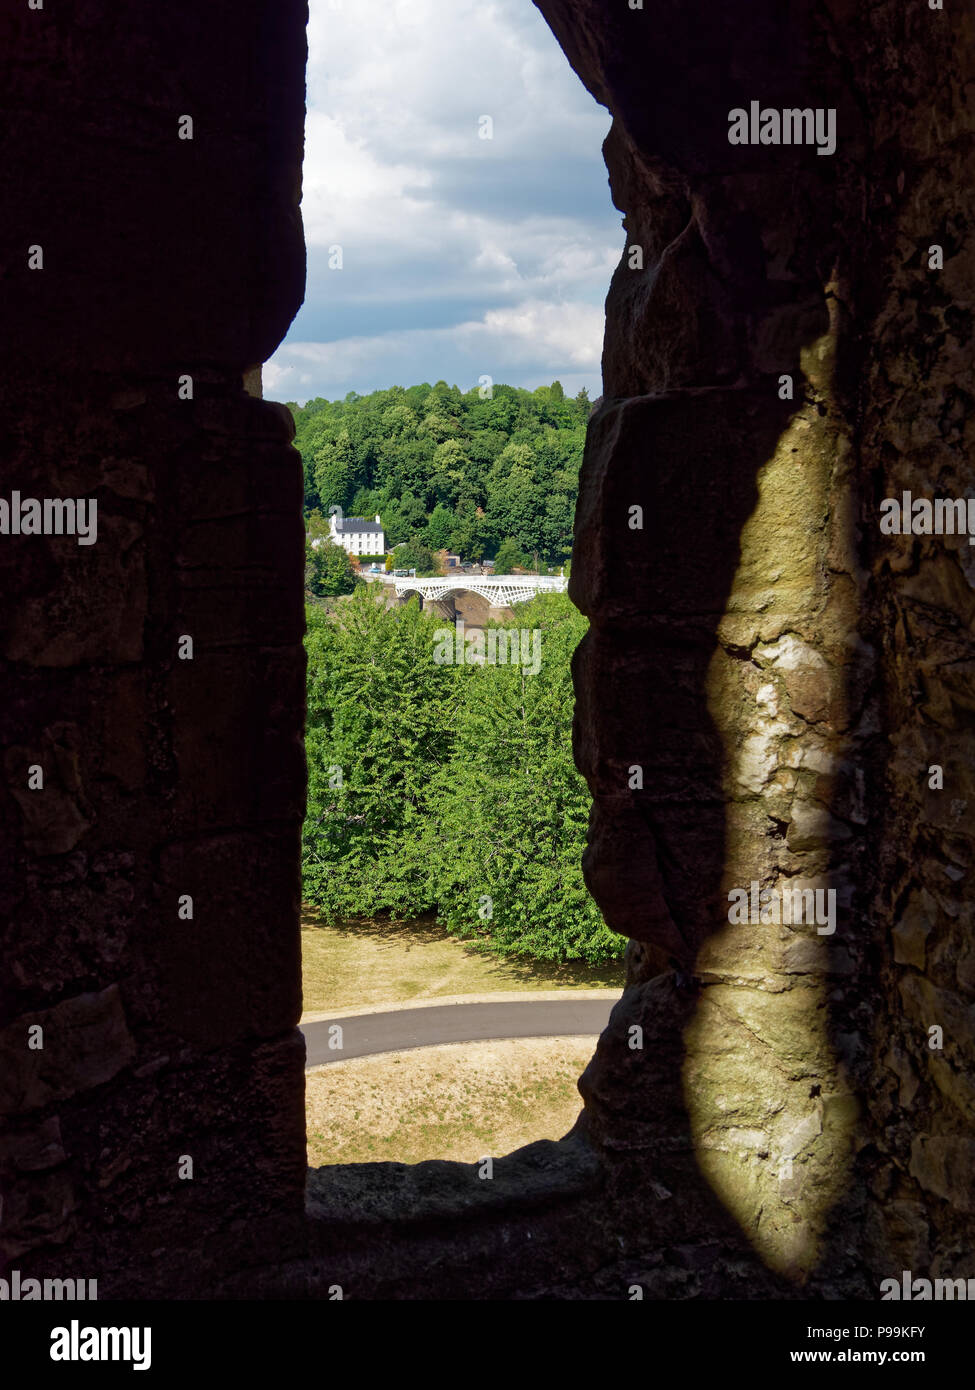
[305,1037,595,1166]
[301,908,624,1015]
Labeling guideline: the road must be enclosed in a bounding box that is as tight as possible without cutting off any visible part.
[301,997,617,1066]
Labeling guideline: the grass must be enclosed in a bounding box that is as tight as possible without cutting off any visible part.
[301,906,625,1014]
[305,1038,595,1166]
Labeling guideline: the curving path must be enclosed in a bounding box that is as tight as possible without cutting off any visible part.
[301,996,618,1067]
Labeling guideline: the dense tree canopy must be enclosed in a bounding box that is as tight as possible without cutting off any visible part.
[393,537,437,576]
[297,381,604,961]
[288,381,590,566]
[493,537,529,574]
[301,587,622,965]
[303,588,456,916]
[304,524,359,597]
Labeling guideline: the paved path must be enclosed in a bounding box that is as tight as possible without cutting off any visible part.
[302,996,617,1067]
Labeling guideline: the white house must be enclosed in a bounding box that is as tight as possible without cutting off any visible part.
[324,512,385,556]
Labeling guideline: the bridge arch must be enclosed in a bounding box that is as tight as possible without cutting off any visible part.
[393,575,568,608]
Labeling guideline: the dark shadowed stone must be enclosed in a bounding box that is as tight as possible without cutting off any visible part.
[909,1137,975,1212]
[0,987,135,1117]
[1,0,973,1299]
[153,833,302,1047]
[0,1116,65,1172]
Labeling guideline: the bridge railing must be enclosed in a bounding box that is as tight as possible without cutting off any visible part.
[391,574,568,603]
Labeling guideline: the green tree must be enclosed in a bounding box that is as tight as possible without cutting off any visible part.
[447,498,477,559]
[493,537,527,574]
[292,380,586,566]
[430,439,470,507]
[539,490,575,562]
[300,588,621,964]
[302,588,457,916]
[381,489,427,548]
[486,443,541,554]
[418,594,622,964]
[305,508,330,544]
[381,403,419,436]
[305,536,359,597]
[313,430,360,515]
[418,412,456,446]
[350,486,380,519]
[395,538,437,575]
[425,503,455,551]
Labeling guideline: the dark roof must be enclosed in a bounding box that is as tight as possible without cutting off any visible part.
[334,517,383,533]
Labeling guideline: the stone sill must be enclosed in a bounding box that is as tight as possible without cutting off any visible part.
[305,1131,604,1230]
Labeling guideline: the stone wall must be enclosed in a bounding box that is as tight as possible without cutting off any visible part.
[538,0,975,1293]
[2,0,972,1300]
[0,1,310,1293]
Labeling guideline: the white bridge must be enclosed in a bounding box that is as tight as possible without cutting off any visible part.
[393,574,568,607]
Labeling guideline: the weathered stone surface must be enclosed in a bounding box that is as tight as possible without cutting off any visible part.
[4,725,92,856]
[892,889,935,968]
[0,1169,78,1261]
[909,1137,975,1212]
[0,0,309,1285]
[0,988,135,1117]
[153,832,302,1046]
[0,1117,65,1172]
[538,0,975,1296]
[2,0,973,1301]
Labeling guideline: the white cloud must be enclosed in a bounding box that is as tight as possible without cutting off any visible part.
[269,0,619,401]
[267,298,604,404]
[476,300,605,365]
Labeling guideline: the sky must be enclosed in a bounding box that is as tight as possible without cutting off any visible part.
[264,0,621,406]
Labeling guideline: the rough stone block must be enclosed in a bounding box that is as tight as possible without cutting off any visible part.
[0,987,135,1117]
